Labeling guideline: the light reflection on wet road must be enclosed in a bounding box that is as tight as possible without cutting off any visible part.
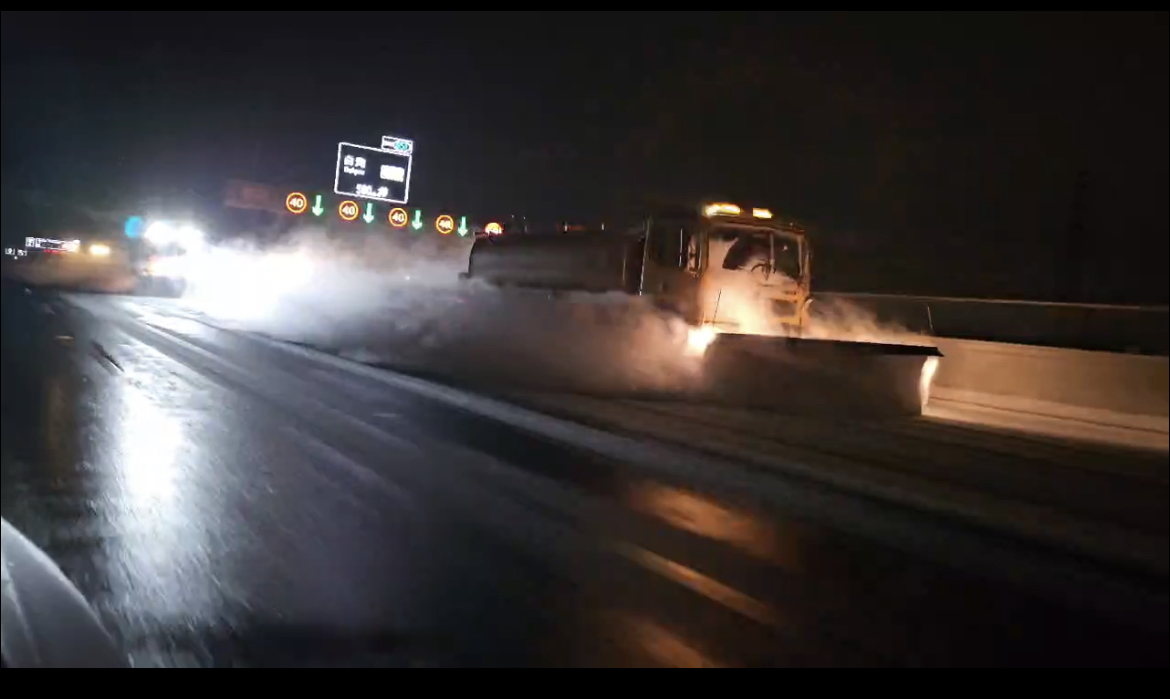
[1,285,1166,667]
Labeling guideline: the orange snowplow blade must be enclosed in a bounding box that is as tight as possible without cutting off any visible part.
[698,334,943,417]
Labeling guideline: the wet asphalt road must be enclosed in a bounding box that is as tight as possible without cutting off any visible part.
[1,283,1167,667]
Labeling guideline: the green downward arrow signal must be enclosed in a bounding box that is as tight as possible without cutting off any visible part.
[311,194,324,216]
[457,216,469,237]
[363,202,375,223]
[411,210,423,231]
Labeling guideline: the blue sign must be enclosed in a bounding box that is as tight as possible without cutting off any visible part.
[124,216,145,239]
[381,135,414,155]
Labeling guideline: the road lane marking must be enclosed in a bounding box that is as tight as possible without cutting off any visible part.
[89,340,125,372]
[612,614,726,668]
[281,426,412,504]
[616,544,776,628]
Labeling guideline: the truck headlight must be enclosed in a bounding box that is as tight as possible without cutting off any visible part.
[145,222,203,248]
[89,243,111,257]
[147,256,186,278]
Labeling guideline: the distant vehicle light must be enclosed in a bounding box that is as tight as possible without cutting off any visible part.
[752,208,773,219]
[124,215,145,238]
[703,203,742,217]
[89,243,111,257]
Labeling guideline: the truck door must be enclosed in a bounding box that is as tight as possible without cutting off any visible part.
[645,218,704,322]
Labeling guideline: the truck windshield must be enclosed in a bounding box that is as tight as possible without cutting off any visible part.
[714,227,801,280]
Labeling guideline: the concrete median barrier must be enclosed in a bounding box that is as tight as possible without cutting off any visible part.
[929,338,1168,446]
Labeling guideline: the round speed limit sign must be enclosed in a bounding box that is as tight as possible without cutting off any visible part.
[389,207,408,228]
[286,192,308,215]
[338,200,360,222]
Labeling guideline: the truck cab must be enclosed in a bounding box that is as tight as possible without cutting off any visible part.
[703,205,810,332]
[640,203,810,333]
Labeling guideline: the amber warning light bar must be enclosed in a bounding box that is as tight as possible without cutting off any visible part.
[703,203,774,219]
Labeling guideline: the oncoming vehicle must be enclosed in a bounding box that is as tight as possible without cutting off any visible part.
[7,236,133,292]
[132,221,205,297]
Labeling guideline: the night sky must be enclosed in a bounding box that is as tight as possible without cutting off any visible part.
[2,11,1166,301]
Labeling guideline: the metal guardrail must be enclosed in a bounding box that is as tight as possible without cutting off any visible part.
[816,292,1169,356]
[821,292,1169,314]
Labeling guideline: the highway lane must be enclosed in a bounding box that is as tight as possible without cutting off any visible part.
[505,394,1168,574]
[2,286,1167,667]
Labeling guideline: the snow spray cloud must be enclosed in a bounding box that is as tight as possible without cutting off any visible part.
[803,295,936,347]
[181,226,706,394]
